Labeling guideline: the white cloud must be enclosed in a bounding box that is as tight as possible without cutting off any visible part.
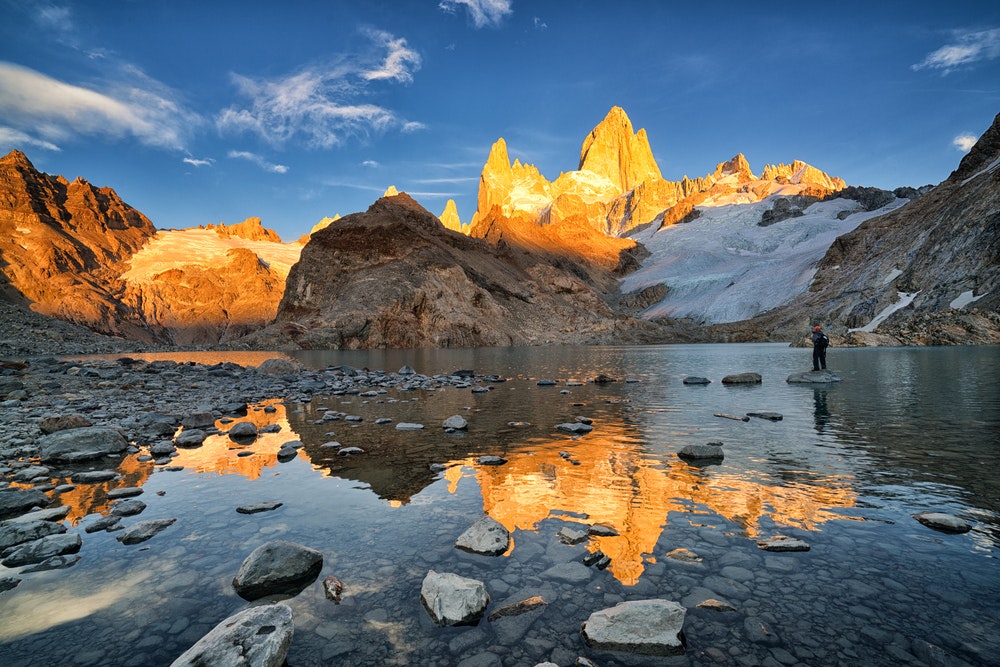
[401,121,427,133]
[0,61,199,150]
[439,0,512,28]
[953,134,977,152]
[228,150,289,174]
[183,157,214,167]
[0,126,61,152]
[34,3,74,33]
[218,30,421,148]
[533,17,548,30]
[912,28,1000,73]
[362,30,421,83]
[362,160,380,168]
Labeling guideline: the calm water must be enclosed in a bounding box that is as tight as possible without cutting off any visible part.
[2,344,998,666]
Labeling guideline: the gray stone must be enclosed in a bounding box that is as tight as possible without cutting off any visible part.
[443,415,468,430]
[110,499,147,516]
[682,376,711,385]
[170,603,293,667]
[38,426,128,462]
[455,516,510,556]
[476,456,507,466]
[6,506,70,523]
[232,540,324,600]
[337,447,364,456]
[38,414,93,434]
[0,488,49,520]
[106,487,144,499]
[180,412,216,428]
[228,422,258,441]
[787,370,841,384]
[721,372,762,384]
[581,600,686,656]
[0,519,67,550]
[555,422,593,434]
[116,518,177,545]
[677,443,725,461]
[71,470,118,483]
[2,532,82,567]
[255,358,302,375]
[12,465,51,482]
[420,570,489,626]
[395,422,425,430]
[236,502,283,515]
[913,512,971,533]
[175,428,208,447]
[757,535,810,552]
[84,515,122,533]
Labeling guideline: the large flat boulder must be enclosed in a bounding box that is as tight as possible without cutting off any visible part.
[232,540,323,600]
[0,488,49,520]
[420,570,489,626]
[455,516,510,556]
[581,599,687,656]
[170,603,293,667]
[1,532,81,567]
[38,426,128,462]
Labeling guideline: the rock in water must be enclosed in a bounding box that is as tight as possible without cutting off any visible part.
[116,518,177,545]
[677,443,724,461]
[1,533,81,567]
[442,414,468,430]
[756,535,810,552]
[420,570,489,626]
[721,372,762,385]
[581,600,687,656]
[455,516,510,556]
[787,370,841,383]
[913,512,971,533]
[0,488,50,520]
[170,603,293,667]
[38,426,128,462]
[232,540,323,601]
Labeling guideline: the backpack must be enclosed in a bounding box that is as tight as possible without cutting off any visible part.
[817,333,829,348]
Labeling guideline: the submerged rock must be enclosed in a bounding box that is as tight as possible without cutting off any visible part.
[232,540,323,601]
[420,570,489,626]
[721,372,762,385]
[756,535,810,552]
[170,603,293,667]
[682,376,711,385]
[581,599,687,656]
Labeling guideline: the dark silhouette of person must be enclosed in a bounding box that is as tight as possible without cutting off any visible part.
[811,325,829,371]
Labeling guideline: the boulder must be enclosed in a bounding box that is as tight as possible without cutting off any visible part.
[232,540,323,600]
[0,488,49,520]
[443,415,468,430]
[170,603,294,667]
[581,600,687,656]
[721,373,762,385]
[913,512,971,534]
[756,535,810,552]
[0,519,67,550]
[38,426,128,462]
[455,516,510,556]
[420,570,489,626]
[1,532,82,567]
[116,518,177,545]
[556,422,593,434]
[677,443,725,461]
[228,422,258,441]
[682,376,711,385]
[787,370,841,384]
[255,358,302,375]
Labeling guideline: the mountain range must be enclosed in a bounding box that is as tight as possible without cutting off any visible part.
[0,106,997,350]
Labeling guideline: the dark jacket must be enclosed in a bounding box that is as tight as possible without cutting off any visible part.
[812,330,829,348]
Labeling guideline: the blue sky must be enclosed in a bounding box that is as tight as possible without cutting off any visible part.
[1,0,998,242]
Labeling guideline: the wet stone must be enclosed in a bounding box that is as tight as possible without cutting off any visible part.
[116,518,177,545]
[912,512,971,533]
[236,502,283,515]
[84,515,122,533]
[110,499,147,516]
[72,470,118,484]
[2,532,82,567]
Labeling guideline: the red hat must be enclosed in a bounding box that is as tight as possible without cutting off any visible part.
[813,325,821,331]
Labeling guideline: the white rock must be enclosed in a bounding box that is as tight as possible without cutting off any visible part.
[170,603,293,667]
[443,415,468,430]
[420,570,489,626]
[395,422,425,430]
[913,512,971,533]
[455,516,509,556]
[581,600,687,656]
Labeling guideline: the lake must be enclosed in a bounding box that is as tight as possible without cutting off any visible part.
[1,343,998,666]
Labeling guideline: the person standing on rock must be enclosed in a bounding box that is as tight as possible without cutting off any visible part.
[811,325,829,371]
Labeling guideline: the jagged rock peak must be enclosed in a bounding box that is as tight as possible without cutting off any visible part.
[384,185,400,197]
[761,160,846,191]
[579,106,663,191]
[0,149,34,168]
[206,217,282,243]
[439,199,464,232]
[310,215,340,235]
[713,154,755,181]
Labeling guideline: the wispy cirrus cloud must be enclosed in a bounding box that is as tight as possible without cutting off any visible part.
[953,134,977,152]
[439,0,513,28]
[183,156,214,167]
[228,150,288,174]
[0,61,199,151]
[217,29,421,148]
[912,28,1000,74]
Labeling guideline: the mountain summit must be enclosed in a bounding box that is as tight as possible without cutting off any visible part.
[579,106,663,191]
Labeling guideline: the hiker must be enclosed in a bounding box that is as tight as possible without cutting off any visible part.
[811,325,829,371]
